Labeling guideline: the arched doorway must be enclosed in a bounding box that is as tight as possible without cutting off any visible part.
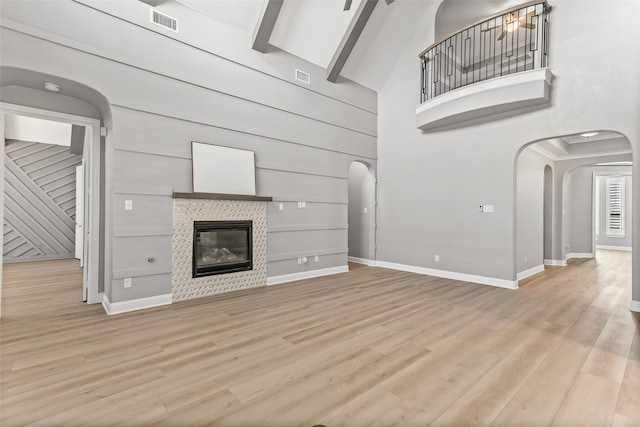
[515,131,635,311]
[0,68,111,316]
[347,161,376,266]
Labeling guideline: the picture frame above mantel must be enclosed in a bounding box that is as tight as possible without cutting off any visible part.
[191,142,256,196]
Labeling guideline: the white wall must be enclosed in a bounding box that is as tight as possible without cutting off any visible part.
[377,0,640,298]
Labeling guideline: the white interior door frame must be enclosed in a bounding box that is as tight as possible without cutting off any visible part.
[75,163,85,264]
[0,102,102,314]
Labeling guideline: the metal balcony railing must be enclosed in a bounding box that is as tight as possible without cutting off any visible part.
[419,1,550,103]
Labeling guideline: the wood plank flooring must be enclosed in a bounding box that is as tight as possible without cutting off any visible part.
[1,252,638,426]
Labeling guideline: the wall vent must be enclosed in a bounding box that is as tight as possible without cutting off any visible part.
[151,9,178,32]
[295,69,311,84]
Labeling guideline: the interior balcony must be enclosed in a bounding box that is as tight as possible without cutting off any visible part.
[416,1,552,131]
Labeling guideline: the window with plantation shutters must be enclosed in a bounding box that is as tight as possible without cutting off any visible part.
[606,177,625,237]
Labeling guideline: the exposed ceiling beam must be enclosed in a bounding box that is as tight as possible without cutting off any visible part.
[252,0,284,53]
[327,0,378,83]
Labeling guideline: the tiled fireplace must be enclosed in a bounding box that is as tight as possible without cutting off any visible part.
[172,193,271,302]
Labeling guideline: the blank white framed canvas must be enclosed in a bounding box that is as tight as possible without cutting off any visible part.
[191,142,256,196]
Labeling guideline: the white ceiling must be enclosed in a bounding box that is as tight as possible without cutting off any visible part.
[176,0,264,34]
[5,114,72,147]
[170,0,439,91]
[340,0,436,90]
[270,0,363,69]
[434,0,524,40]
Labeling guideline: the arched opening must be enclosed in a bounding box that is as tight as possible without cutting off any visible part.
[347,161,376,266]
[514,131,635,310]
[0,67,111,316]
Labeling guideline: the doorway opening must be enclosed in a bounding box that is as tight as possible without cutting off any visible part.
[347,161,376,266]
[1,104,102,315]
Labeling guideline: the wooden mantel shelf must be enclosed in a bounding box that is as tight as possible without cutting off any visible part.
[173,192,273,202]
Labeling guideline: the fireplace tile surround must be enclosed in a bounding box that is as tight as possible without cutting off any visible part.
[172,193,270,302]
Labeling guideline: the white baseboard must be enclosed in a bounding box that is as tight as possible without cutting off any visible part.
[596,245,632,252]
[544,259,567,267]
[267,265,349,286]
[102,293,172,315]
[630,300,640,313]
[375,261,518,290]
[566,253,594,260]
[517,264,545,281]
[348,256,376,266]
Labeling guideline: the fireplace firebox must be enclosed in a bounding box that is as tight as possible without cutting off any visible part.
[192,220,253,278]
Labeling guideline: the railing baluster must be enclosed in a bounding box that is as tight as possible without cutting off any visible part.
[419,1,550,102]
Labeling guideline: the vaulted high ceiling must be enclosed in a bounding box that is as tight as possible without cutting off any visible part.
[165,0,438,91]
[167,0,542,91]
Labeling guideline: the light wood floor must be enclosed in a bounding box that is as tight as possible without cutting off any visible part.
[1,252,638,426]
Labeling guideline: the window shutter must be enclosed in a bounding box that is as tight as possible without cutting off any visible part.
[606,177,625,237]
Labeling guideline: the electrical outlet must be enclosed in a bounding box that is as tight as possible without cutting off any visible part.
[297,257,302,265]
[124,200,133,211]
[278,203,284,211]
[124,277,132,288]
[435,255,440,262]
[315,255,319,262]
[524,255,528,264]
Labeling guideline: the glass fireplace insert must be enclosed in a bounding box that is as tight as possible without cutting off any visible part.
[192,220,253,278]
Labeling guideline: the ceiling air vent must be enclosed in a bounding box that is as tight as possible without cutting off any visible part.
[295,69,311,84]
[151,9,178,32]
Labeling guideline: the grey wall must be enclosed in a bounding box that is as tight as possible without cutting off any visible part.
[566,166,633,253]
[3,140,81,262]
[0,0,377,303]
[516,148,550,273]
[551,154,632,262]
[348,161,370,261]
[544,165,553,260]
[566,168,592,255]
